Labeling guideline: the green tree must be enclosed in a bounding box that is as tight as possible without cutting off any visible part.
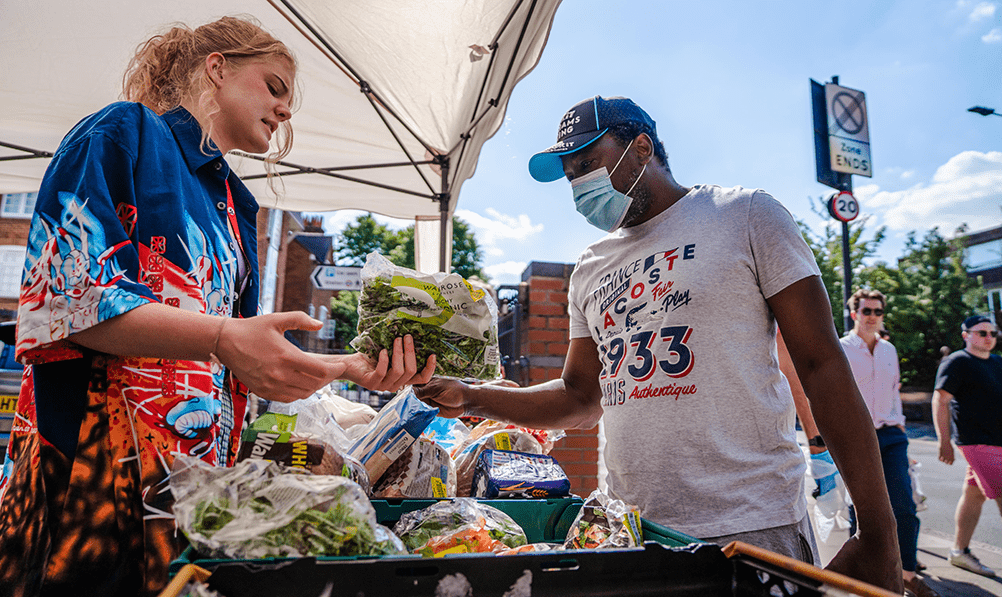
[797,196,887,335]
[880,227,986,388]
[327,214,489,349]
[450,217,487,280]
[332,214,487,279]
[328,290,360,351]
[333,214,396,266]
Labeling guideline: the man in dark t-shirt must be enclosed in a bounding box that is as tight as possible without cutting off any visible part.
[933,314,1002,578]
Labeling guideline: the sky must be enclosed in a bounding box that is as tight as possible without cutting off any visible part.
[322,0,1002,287]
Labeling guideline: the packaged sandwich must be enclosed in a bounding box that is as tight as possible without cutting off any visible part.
[372,438,456,498]
[452,428,543,497]
[239,410,370,492]
[351,252,501,380]
[471,449,570,499]
[347,386,439,483]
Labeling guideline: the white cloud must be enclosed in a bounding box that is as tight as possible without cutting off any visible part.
[969,1,997,21]
[900,170,916,180]
[855,151,1002,234]
[454,208,544,249]
[983,27,1002,42]
[484,261,528,285]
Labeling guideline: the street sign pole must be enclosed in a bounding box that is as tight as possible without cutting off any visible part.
[812,75,867,333]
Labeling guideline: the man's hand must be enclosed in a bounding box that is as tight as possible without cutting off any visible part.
[938,440,955,465]
[326,335,436,392]
[413,377,470,418]
[826,532,904,594]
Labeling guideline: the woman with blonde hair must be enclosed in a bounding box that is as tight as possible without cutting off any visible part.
[0,16,435,597]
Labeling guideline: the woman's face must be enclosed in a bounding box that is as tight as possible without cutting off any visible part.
[210,55,295,155]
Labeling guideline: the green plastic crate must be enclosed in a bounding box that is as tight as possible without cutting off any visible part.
[641,516,703,547]
[169,496,703,576]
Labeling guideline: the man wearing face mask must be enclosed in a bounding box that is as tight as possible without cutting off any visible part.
[415,96,901,594]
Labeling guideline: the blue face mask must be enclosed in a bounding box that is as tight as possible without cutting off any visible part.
[570,139,647,232]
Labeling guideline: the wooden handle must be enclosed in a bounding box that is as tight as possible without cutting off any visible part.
[721,541,900,597]
[157,564,211,597]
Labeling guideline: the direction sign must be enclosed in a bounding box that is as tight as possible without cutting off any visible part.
[828,191,859,222]
[311,265,362,290]
[825,83,872,177]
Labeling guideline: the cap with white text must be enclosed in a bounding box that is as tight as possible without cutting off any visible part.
[528,96,657,183]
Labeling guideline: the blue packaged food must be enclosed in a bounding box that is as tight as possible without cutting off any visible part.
[471,449,571,499]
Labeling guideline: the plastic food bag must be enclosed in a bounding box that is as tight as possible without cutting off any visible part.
[351,252,501,380]
[393,497,528,557]
[265,390,366,449]
[472,449,570,499]
[240,399,370,492]
[347,386,439,483]
[373,438,457,498]
[464,419,565,455]
[564,489,643,550]
[498,543,556,556]
[452,429,543,497]
[807,450,851,542]
[421,415,472,454]
[170,456,405,559]
[909,459,928,512]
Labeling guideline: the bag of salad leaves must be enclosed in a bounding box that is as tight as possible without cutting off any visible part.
[170,456,405,559]
[350,252,501,380]
[392,497,527,557]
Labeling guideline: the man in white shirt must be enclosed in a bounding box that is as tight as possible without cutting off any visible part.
[840,289,936,597]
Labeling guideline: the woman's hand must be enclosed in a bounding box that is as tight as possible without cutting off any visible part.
[323,335,436,392]
[214,311,339,402]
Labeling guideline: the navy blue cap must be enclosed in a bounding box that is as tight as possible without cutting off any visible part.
[528,96,657,183]
[962,315,994,331]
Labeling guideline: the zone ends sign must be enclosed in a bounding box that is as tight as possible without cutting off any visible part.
[825,83,872,177]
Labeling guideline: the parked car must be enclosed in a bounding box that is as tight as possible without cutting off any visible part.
[0,322,22,460]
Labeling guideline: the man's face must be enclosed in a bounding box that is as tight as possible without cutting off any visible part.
[964,321,998,352]
[559,134,650,226]
[852,298,884,335]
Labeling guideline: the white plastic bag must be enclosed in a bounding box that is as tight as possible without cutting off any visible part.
[909,460,928,512]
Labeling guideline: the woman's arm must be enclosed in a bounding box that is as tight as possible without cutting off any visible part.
[70,303,433,401]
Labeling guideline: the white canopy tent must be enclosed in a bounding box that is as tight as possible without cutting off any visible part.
[0,0,562,273]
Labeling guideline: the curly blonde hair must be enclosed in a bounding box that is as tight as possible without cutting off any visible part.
[122,16,297,164]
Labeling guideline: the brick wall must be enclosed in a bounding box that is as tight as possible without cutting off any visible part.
[0,217,30,313]
[519,261,600,497]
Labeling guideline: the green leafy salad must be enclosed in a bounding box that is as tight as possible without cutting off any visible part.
[171,456,405,560]
[351,253,501,380]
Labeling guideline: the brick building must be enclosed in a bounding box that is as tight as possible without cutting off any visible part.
[498,261,601,497]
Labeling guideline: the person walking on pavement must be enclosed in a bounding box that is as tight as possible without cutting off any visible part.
[933,314,1002,578]
[840,289,938,597]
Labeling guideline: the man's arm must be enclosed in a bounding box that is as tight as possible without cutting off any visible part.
[932,389,955,465]
[767,275,902,594]
[776,328,824,453]
[415,335,604,430]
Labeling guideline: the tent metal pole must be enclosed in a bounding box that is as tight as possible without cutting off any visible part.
[0,141,53,160]
[439,157,450,274]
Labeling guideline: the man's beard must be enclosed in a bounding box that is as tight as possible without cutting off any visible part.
[621,178,652,228]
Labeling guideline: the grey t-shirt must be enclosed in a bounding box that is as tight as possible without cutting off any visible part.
[568,184,820,537]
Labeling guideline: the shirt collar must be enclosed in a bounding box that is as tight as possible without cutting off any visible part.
[162,106,225,174]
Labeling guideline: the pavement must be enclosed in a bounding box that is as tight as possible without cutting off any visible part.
[797,425,1002,597]
[913,530,1002,597]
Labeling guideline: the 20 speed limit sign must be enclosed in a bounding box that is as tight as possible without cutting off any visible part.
[828,190,859,222]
